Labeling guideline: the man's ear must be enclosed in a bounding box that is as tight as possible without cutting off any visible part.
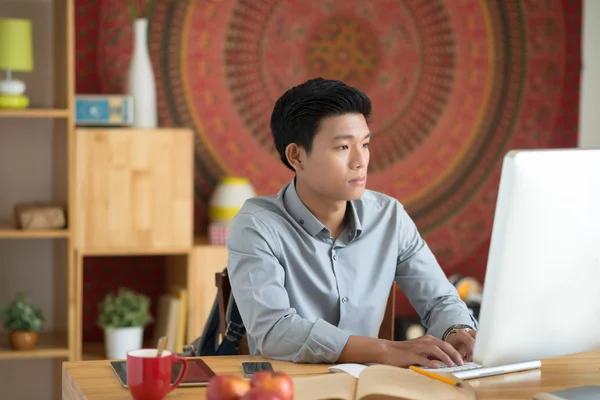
[285,143,304,172]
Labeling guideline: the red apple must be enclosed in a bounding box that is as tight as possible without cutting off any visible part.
[241,387,282,400]
[206,375,251,400]
[250,371,294,400]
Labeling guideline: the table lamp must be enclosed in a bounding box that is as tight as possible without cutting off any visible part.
[0,18,33,109]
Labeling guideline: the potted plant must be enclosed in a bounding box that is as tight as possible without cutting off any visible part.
[97,287,153,360]
[0,292,44,350]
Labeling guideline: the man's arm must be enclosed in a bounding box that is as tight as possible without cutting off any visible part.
[227,212,351,363]
[394,203,477,339]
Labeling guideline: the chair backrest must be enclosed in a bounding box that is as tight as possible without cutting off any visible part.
[215,270,396,355]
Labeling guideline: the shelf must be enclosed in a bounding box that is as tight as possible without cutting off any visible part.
[0,109,71,118]
[82,339,155,361]
[79,247,191,256]
[0,331,69,360]
[81,341,105,361]
[0,226,70,239]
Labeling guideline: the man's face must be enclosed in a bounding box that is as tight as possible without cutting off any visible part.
[296,113,370,201]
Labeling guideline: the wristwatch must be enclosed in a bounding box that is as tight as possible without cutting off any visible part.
[442,324,474,341]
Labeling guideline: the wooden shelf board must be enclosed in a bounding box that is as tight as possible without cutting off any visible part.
[0,108,70,118]
[82,339,155,361]
[0,226,70,239]
[82,341,105,361]
[0,331,69,360]
[79,247,192,256]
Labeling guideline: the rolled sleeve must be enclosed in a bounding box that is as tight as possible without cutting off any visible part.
[227,212,350,363]
[394,204,478,339]
[293,318,351,363]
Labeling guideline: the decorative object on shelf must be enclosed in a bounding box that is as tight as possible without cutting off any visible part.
[126,0,156,128]
[209,176,256,222]
[13,202,66,230]
[0,292,44,350]
[208,222,228,245]
[75,94,134,126]
[97,287,154,360]
[208,176,256,245]
[448,274,483,320]
[0,18,33,109]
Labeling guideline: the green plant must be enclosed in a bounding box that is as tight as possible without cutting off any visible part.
[0,292,44,332]
[97,288,154,329]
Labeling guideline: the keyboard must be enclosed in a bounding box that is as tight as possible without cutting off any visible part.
[422,360,542,380]
[425,362,482,373]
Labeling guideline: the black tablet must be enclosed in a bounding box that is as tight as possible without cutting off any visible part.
[110,358,217,388]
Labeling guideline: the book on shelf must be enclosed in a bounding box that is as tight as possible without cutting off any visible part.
[152,286,188,354]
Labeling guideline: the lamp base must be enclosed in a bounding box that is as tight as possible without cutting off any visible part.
[0,94,29,109]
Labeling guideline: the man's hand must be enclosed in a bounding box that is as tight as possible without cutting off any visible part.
[380,334,465,369]
[444,330,477,362]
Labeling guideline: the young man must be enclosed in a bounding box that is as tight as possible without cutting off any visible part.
[226,78,477,368]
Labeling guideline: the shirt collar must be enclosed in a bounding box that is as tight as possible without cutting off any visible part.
[283,178,363,239]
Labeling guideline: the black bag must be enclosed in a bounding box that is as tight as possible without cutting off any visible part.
[181,282,246,357]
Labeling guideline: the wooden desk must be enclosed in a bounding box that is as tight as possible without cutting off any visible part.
[62,351,600,399]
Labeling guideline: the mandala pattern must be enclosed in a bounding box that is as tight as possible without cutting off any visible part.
[305,14,381,90]
[76,0,581,328]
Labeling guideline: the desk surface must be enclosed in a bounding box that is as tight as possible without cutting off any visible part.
[62,350,600,399]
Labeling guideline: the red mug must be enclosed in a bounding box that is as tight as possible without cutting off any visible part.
[126,348,188,400]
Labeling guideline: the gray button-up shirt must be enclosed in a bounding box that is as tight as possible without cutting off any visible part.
[226,179,476,364]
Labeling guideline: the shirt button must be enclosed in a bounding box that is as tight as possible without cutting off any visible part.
[332,254,339,261]
[342,297,349,303]
[299,219,304,224]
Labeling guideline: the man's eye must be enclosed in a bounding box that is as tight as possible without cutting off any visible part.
[338,145,349,150]
[363,142,370,148]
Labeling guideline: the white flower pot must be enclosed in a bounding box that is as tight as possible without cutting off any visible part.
[104,326,144,360]
[126,18,157,128]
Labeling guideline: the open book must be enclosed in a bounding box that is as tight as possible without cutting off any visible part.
[293,364,476,400]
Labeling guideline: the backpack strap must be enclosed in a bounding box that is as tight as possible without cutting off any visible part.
[181,271,247,357]
[182,298,221,357]
[215,294,246,355]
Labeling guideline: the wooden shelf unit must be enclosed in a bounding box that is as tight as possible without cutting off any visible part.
[0,0,75,374]
[73,239,229,362]
[72,127,195,361]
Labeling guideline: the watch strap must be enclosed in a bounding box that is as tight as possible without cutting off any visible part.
[442,324,474,341]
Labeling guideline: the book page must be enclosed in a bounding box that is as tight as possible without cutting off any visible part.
[356,365,476,400]
[293,373,358,400]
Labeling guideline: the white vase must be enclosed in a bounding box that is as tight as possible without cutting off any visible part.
[127,18,157,128]
[104,326,144,360]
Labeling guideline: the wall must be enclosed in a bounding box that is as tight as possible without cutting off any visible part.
[579,0,600,148]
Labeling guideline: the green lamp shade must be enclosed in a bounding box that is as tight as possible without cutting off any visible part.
[0,18,33,71]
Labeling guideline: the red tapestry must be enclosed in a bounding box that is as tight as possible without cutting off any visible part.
[76,0,581,341]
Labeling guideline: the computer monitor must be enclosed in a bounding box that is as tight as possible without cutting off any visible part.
[472,148,600,367]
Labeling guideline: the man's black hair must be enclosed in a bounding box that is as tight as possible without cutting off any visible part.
[270,77,372,171]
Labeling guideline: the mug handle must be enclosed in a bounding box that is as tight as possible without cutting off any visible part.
[169,355,188,392]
